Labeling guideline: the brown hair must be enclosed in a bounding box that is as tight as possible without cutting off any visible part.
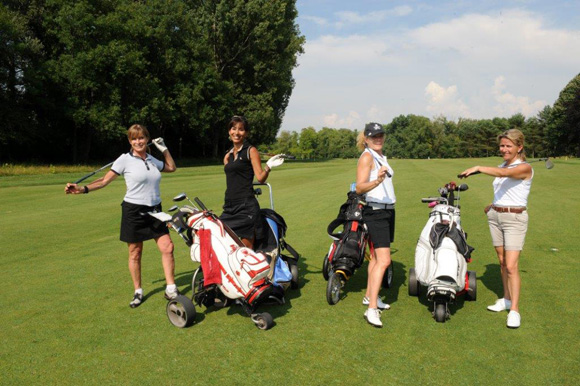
[498,129,526,161]
[127,124,151,141]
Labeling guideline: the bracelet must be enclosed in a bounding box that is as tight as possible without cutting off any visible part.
[83,186,89,194]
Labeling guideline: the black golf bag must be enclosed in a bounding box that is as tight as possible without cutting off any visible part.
[324,191,367,279]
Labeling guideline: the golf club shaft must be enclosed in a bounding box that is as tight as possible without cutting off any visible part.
[74,162,114,184]
[73,142,154,184]
[259,152,296,160]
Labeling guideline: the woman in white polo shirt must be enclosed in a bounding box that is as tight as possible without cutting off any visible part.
[65,124,178,308]
[355,122,396,328]
[459,129,533,329]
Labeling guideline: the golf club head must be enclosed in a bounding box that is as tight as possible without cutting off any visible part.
[173,193,187,202]
[168,205,178,212]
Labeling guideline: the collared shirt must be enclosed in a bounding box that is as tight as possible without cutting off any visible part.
[111,151,165,206]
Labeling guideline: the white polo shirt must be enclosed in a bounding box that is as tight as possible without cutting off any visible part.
[111,151,165,206]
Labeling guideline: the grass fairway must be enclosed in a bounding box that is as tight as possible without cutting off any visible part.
[1,158,579,385]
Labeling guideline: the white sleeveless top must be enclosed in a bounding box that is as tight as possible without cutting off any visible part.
[362,148,396,204]
[492,159,533,207]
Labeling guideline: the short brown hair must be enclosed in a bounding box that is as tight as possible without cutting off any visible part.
[127,124,150,141]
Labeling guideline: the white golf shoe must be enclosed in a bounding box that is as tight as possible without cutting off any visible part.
[364,308,383,328]
[487,298,511,312]
[362,296,391,310]
[507,311,521,328]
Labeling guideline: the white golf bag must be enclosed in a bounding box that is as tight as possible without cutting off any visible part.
[409,182,476,323]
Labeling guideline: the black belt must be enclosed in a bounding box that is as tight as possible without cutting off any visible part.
[367,202,395,210]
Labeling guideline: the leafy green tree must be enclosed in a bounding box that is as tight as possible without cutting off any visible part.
[546,73,580,156]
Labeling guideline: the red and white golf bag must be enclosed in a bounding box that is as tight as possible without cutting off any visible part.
[188,211,273,307]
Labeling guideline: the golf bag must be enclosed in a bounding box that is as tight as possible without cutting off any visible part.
[409,182,476,323]
[325,191,368,278]
[188,210,273,308]
[254,208,300,291]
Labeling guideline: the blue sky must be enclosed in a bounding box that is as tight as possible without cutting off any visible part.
[281,0,580,132]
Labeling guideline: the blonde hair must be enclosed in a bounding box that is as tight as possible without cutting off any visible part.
[127,124,150,141]
[356,131,366,151]
[498,129,526,161]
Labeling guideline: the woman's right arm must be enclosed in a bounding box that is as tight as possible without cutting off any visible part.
[356,153,387,195]
[65,170,118,194]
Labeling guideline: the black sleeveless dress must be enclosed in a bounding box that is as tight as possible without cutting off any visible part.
[219,141,263,239]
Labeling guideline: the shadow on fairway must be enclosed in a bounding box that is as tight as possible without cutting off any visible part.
[480,263,503,297]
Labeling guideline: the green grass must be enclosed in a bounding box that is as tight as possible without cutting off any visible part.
[1,158,579,385]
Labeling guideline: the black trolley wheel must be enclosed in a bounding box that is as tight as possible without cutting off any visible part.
[290,263,299,289]
[326,272,344,305]
[322,254,330,281]
[166,295,196,328]
[382,263,394,289]
[408,267,419,296]
[465,270,477,301]
[253,312,274,330]
[434,302,447,323]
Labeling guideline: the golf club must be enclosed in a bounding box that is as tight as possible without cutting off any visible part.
[73,142,154,183]
[457,157,554,179]
[259,152,296,160]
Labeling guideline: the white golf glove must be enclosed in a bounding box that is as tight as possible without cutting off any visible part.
[266,154,285,170]
[152,137,168,153]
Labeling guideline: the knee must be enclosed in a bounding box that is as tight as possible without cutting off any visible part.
[505,262,519,275]
[160,240,174,256]
[128,248,142,263]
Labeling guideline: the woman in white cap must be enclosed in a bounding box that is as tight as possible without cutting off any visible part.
[355,122,396,328]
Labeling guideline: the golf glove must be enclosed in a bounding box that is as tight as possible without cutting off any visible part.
[266,154,285,170]
[152,137,168,153]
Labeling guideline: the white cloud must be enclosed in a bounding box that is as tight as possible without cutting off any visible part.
[425,81,471,118]
[283,7,580,131]
[333,6,413,28]
[301,15,328,26]
[492,76,546,116]
[323,111,361,128]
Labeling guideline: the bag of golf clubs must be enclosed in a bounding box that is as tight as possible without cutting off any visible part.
[252,182,300,299]
[408,181,476,323]
[322,186,393,305]
[148,195,276,330]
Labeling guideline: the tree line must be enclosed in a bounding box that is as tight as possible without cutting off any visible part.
[0,0,304,163]
[268,73,580,160]
[1,0,578,164]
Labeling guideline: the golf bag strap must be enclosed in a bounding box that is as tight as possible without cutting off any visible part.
[327,218,346,239]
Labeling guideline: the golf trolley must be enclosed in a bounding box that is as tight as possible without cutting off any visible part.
[322,188,393,305]
[408,182,476,323]
[149,184,298,330]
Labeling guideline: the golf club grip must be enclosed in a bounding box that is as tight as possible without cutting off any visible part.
[457,171,481,178]
[194,197,208,211]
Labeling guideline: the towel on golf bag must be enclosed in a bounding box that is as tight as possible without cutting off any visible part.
[429,223,474,261]
[198,228,222,286]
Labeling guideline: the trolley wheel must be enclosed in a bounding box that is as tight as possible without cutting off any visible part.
[434,302,447,323]
[252,312,274,330]
[191,266,204,302]
[326,272,344,305]
[290,263,299,289]
[465,270,477,301]
[382,263,393,289]
[166,295,196,328]
[322,254,330,281]
[408,267,419,296]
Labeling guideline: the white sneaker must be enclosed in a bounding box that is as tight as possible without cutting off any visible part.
[364,308,383,328]
[362,296,391,310]
[487,298,511,312]
[164,287,180,300]
[507,310,521,328]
